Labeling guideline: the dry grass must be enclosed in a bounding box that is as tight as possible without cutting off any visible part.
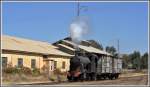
[48,72,67,82]
[2,72,68,85]
[2,73,49,85]
[120,69,148,78]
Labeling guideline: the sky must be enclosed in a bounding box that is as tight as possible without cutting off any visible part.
[2,2,148,54]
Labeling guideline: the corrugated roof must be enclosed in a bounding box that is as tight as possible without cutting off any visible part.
[57,44,75,51]
[61,40,112,56]
[62,40,76,46]
[79,45,112,56]
[2,35,72,57]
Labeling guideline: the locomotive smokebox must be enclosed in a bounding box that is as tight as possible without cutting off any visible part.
[74,47,80,56]
[74,47,86,57]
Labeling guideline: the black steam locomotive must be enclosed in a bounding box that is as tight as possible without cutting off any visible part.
[67,51,121,81]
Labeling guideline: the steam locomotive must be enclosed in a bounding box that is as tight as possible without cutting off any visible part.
[67,50,122,81]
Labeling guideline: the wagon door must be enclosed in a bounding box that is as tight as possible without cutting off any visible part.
[101,56,107,73]
[97,57,102,74]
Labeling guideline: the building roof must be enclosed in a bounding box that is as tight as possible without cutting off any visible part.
[57,44,75,51]
[61,40,112,56]
[62,40,76,46]
[2,35,72,57]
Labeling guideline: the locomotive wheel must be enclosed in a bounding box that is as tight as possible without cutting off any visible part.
[89,73,97,81]
[92,73,97,80]
[67,76,72,81]
[86,73,91,81]
[73,77,79,81]
[108,75,111,80]
[113,74,118,79]
[109,74,114,80]
[79,73,86,81]
[112,75,115,80]
[109,75,113,80]
[102,76,105,80]
[115,74,119,79]
[96,75,101,80]
[103,75,107,80]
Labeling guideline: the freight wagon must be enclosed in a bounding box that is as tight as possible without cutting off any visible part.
[96,55,122,80]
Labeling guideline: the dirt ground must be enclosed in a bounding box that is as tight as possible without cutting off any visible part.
[52,75,148,85]
[2,70,149,86]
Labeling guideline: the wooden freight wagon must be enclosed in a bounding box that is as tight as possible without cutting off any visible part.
[97,55,122,79]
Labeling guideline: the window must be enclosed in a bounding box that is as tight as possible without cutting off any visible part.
[18,58,23,67]
[2,57,7,68]
[31,59,36,68]
[54,61,57,69]
[62,61,66,69]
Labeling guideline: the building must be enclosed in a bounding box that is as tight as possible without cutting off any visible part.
[53,37,112,56]
[1,35,73,72]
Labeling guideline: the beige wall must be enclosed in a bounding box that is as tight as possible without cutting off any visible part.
[48,56,70,72]
[2,50,71,72]
[2,51,44,69]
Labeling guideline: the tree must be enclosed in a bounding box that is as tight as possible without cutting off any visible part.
[87,40,103,50]
[130,51,141,70]
[105,46,117,56]
[122,54,130,69]
[141,52,148,69]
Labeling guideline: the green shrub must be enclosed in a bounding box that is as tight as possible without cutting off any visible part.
[54,68,61,75]
[49,75,56,81]
[3,67,13,73]
[41,65,48,73]
[61,71,68,75]
[32,68,40,76]
[3,66,19,74]
[20,67,32,74]
[41,65,49,77]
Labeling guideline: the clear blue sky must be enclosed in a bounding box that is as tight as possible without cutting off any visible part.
[2,2,148,54]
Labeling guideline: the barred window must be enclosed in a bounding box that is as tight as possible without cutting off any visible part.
[62,61,65,69]
[31,59,36,68]
[18,58,23,67]
[2,57,7,68]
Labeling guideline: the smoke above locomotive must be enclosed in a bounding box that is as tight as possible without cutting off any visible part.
[70,17,89,49]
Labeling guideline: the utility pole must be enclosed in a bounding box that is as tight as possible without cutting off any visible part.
[117,39,120,58]
[77,2,88,17]
[77,2,80,17]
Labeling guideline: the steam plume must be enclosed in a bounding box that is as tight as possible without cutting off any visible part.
[70,17,89,48]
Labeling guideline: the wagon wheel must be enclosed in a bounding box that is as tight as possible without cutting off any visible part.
[103,76,106,80]
[93,73,97,80]
[79,73,86,81]
[115,74,119,79]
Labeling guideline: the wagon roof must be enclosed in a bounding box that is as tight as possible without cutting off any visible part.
[2,35,73,57]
